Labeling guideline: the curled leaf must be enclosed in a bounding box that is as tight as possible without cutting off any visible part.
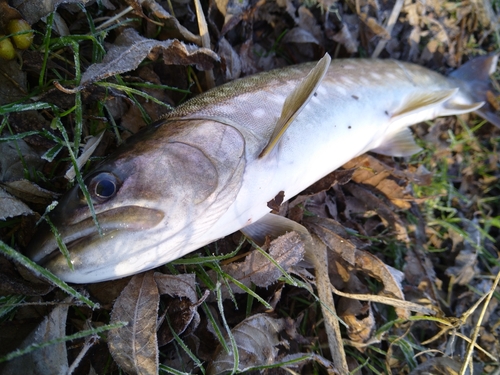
[79,29,219,89]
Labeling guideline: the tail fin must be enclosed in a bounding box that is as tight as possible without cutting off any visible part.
[449,54,500,128]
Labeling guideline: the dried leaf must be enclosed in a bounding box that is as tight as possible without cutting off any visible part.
[360,13,390,39]
[154,273,204,346]
[445,219,480,285]
[131,0,202,44]
[353,249,409,319]
[209,231,305,299]
[328,18,359,54]
[307,217,410,319]
[1,301,69,374]
[0,255,53,296]
[208,314,289,374]
[0,187,33,220]
[154,273,197,303]
[346,183,410,243]
[338,298,375,343]
[217,37,241,81]
[0,139,43,182]
[108,271,159,375]
[408,356,482,375]
[304,216,357,265]
[79,28,219,89]
[2,180,56,205]
[10,0,92,24]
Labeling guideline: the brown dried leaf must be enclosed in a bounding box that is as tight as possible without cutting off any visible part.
[2,301,69,374]
[131,0,202,44]
[343,154,429,209]
[328,19,359,54]
[354,249,408,319]
[360,13,391,39]
[209,231,304,299]
[79,28,219,89]
[2,180,56,205]
[207,314,288,374]
[338,298,375,344]
[408,356,483,375]
[10,0,92,25]
[0,187,33,220]
[306,217,410,319]
[217,37,242,81]
[108,271,159,375]
[154,273,197,302]
[346,183,410,243]
[154,273,203,346]
[304,216,357,266]
[445,219,480,285]
[0,255,53,296]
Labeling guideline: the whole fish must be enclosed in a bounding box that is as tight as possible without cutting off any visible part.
[28,54,499,283]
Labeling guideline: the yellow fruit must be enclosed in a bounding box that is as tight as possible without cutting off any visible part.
[8,19,33,50]
[0,36,15,60]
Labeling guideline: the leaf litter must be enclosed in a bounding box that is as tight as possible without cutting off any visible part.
[0,0,500,374]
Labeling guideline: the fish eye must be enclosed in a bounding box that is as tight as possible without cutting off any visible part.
[85,172,120,203]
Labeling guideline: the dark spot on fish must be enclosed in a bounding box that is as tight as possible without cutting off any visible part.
[352,95,359,100]
[348,125,352,129]
[385,110,389,116]
[314,92,318,97]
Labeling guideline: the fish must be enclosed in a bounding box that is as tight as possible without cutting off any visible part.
[27,53,500,283]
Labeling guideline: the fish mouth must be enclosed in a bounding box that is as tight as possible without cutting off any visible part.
[27,206,165,267]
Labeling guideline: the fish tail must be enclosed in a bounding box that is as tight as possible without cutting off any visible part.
[449,53,500,128]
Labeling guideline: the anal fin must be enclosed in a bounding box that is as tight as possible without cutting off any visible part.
[371,127,421,157]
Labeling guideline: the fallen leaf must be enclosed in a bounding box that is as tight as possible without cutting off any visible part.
[208,231,305,299]
[79,28,219,89]
[0,187,33,219]
[11,0,92,24]
[1,300,69,374]
[127,0,202,45]
[2,180,56,205]
[0,255,53,296]
[154,273,205,346]
[108,271,159,375]
[338,298,375,344]
[207,314,288,374]
[0,139,43,183]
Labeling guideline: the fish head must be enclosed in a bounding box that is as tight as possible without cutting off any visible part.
[27,120,246,283]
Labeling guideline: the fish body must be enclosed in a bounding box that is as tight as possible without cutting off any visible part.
[28,55,499,283]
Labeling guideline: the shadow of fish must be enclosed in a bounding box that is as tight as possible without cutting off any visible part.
[27,54,499,283]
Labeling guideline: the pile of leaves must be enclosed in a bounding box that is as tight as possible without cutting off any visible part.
[0,0,500,374]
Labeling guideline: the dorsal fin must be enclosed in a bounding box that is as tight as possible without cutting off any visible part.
[259,53,331,158]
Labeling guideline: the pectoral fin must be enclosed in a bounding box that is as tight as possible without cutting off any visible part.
[371,127,422,157]
[259,53,331,158]
[241,213,314,252]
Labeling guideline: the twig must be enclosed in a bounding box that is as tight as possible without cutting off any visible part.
[371,0,404,58]
[193,0,215,90]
